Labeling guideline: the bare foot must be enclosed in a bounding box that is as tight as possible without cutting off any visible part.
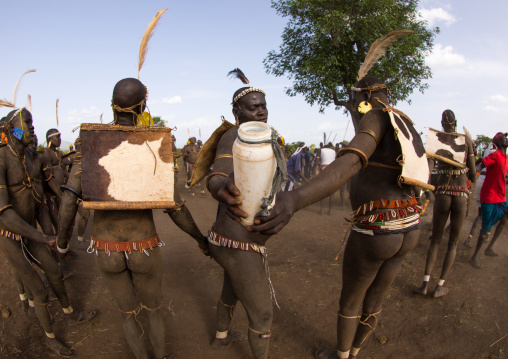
[432,286,449,298]
[211,332,241,349]
[46,337,74,358]
[469,258,482,269]
[484,248,499,257]
[66,310,96,326]
[413,283,428,296]
[315,348,339,359]
[464,236,473,248]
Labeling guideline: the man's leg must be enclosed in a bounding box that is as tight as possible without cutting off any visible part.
[0,238,73,357]
[484,213,508,256]
[77,206,90,242]
[11,268,29,312]
[96,251,150,359]
[210,247,273,359]
[433,196,467,298]
[28,241,94,323]
[464,207,482,248]
[415,195,451,296]
[130,249,166,359]
[212,271,239,347]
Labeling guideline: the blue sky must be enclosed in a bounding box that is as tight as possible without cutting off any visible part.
[1,0,507,148]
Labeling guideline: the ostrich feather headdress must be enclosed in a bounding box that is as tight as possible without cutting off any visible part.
[228,68,266,104]
[0,69,37,110]
[352,30,415,93]
[138,9,167,79]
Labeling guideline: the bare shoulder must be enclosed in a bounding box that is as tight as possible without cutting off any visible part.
[216,127,237,155]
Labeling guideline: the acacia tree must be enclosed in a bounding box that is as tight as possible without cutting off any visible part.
[264,0,438,132]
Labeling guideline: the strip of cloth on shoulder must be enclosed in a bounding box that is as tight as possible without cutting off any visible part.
[87,235,164,258]
[435,185,470,198]
[353,197,419,217]
[60,185,82,199]
[208,228,279,309]
[190,118,235,187]
[337,147,368,170]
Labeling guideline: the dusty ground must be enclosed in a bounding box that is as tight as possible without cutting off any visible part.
[1,164,508,359]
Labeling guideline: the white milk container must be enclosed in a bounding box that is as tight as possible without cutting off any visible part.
[233,122,276,226]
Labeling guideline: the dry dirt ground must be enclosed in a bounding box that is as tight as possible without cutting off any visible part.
[1,165,508,359]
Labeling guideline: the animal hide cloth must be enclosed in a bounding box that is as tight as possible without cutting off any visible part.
[425,128,466,168]
[386,111,434,191]
[80,123,175,210]
[190,119,235,187]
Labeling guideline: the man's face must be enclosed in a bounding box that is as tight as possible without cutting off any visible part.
[497,135,508,148]
[234,92,268,125]
[50,133,61,148]
[12,110,34,146]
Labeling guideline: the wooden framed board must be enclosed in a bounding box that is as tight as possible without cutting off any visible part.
[425,128,466,168]
[80,123,175,210]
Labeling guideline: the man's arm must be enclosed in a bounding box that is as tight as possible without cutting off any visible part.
[0,158,54,244]
[206,129,247,219]
[466,137,477,182]
[166,187,208,254]
[249,110,390,234]
[57,164,81,251]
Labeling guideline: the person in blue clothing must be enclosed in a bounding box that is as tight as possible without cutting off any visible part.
[284,142,306,191]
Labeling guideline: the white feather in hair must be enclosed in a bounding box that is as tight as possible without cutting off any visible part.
[12,69,36,107]
[138,9,167,79]
[357,30,416,81]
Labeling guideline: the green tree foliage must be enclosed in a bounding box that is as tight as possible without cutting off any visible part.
[474,134,493,158]
[152,116,165,127]
[264,0,438,131]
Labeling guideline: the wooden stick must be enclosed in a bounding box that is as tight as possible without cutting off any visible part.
[426,152,466,169]
[491,333,508,347]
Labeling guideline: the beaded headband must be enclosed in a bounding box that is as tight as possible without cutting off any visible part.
[47,131,61,139]
[233,87,266,104]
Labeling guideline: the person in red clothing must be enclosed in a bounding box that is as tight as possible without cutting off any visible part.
[470,132,508,268]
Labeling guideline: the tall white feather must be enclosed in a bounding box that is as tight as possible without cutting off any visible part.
[13,69,36,107]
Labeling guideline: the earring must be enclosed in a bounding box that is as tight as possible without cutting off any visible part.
[358,101,372,114]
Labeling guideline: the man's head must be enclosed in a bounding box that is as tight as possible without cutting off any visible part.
[112,78,147,126]
[352,76,390,117]
[5,108,34,147]
[28,134,38,154]
[228,69,267,126]
[189,137,196,145]
[441,109,457,132]
[232,90,267,126]
[197,140,202,146]
[492,132,508,149]
[46,128,61,148]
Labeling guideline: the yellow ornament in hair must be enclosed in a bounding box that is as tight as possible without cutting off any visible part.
[136,111,154,126]
[358,101,372,114]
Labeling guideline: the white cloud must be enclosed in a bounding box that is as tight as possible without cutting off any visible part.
[420,7,456,27]
[491,95,508,103]
[426,44,466,67]
[64,106,101,124]
[162,96,182,104]
[483,105,499,112]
